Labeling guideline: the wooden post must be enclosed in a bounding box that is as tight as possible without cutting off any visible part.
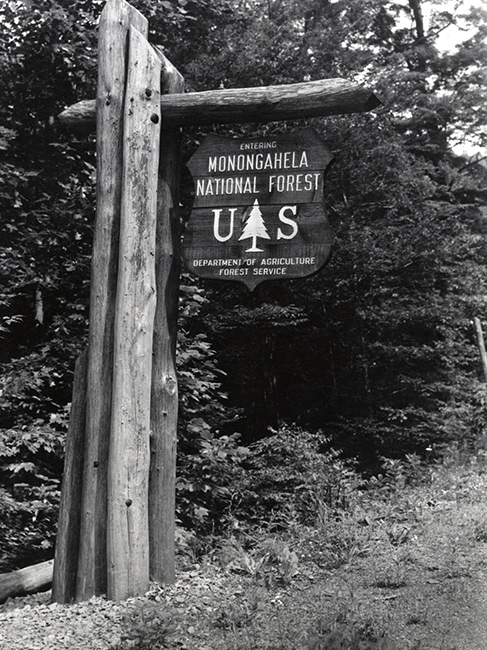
[49,0,382,605]
[106,25,161,601]
[149,48,184,585]
[473,317,487,383]
[51,349,88,603]
[76,0,148,602]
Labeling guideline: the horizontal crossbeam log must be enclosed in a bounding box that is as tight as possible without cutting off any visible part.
[0,560,53,603]
[58,78,380,129]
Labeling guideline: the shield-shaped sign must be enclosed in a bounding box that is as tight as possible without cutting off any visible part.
[182,127,334,290]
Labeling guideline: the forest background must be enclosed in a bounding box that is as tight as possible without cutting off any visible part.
[0,0,486,573]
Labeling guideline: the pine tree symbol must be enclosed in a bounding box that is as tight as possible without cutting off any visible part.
[238,199,270,252]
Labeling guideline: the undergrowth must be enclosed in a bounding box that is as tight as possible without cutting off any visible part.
[116,427,487,649]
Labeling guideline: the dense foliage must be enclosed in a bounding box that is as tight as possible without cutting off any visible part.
[0,0,486,569]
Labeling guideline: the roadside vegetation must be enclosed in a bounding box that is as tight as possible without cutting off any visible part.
[161,430,487,650]
[2,429,487,649]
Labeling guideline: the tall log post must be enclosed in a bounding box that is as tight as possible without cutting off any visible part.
[149,49,184,585]
[76,0,148,602]
[473,317,487,384]
[51,349,88,603]
[107,26,161,601]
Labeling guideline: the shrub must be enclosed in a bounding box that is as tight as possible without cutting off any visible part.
[233,424,364,528]
[0,423,64,570]
[175,278,247,534]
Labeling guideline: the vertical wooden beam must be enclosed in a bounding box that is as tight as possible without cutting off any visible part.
[107,25,161,601]
[149,48,184,584]
[52,349,88,603]
[473,317,487,383]
[76,0,148,601]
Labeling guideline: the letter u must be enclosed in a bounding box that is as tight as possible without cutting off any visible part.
[213,208,237,242]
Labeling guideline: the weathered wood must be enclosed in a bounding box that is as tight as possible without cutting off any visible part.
[56,0,383,605]
[473,317,487,383]
[76,0,148,602]
[58,78,381,129]
[107,25,161,601]
[52,349,88,604]
[170,78,380,125]
[183,128,334,291]
[0,561,53,604]
[59,99,95,129]
[149,47,184,585]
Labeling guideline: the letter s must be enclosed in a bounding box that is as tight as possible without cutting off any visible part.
[277,205,298,240]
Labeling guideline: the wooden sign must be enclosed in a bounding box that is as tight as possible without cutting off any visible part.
[53,0,380,605]
[183,127,334,290]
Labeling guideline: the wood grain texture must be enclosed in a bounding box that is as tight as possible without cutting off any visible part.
[51,349,88,603]
[183,129,334,290]
[0,561,53,604]
[107,25,161,601]
[473,317,487,383]
[76,0,148,602]
[149,47,184,586]
[58,78,381,129]
[161,78,381,126]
